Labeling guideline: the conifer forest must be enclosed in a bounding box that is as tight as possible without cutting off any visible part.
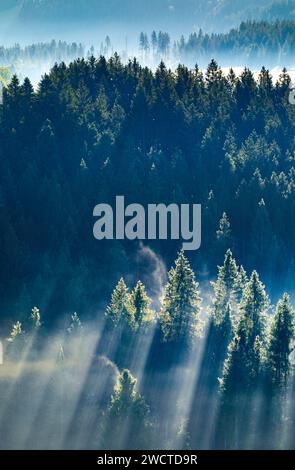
[0,0,295,453]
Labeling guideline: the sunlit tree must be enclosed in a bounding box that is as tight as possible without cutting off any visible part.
[129,281,154,330]
[103,369,153,449]
[160,250,202,348]
[105,278,132,328]
[267,294,294,388]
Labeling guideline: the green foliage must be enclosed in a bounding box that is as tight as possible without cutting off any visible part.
[0,54,294,320]
[105,278,132,328]
[129,281,154,330]
[104,368,153,449]
[239,270,270,344]
[160,250,202,347]
[220,270,269,403]
[0,66,12,87]
[267,293,295,387]
[7,320,23,343]
[1,250,295,450]
[6,320,26,360]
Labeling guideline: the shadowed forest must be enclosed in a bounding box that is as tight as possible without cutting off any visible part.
[0,55,294,323]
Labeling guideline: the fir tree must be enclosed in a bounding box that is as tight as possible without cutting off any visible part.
[239,270,270,345]
[129,281,154,329]
[31,306,41,330]
[267,294,294,388]
[67,312,83,336]
[160,250,202,348]
[213,249,240,307]
[218,270,269,447]
[103,369,152,449]
[6,321,26,360]
[105,278,132,328]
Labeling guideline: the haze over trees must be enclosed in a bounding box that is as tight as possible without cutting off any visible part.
[1,250,295,449]
[0,0,294,453]
[141,20,295,68]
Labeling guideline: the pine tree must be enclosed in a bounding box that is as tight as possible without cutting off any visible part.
[129,281,154,329]
[218,270,269,447]
[228,270,269,370]
[259,294,294,447]
[200,252,237,397]
[103,369,152,449]
[160,250,202,348]
[67,312,83,336]
[151,31,158,56]
[210,250,240,331]
[267,294,294,388]
[217,212,232,243]
[105,278,132,328]
[236,265,248,303]
[6,321,26,360]
[214,249,239,304]
[31,306,41,330]
[240,270,270,345]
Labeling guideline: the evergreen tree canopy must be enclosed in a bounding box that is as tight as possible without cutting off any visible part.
[160,250,202,347]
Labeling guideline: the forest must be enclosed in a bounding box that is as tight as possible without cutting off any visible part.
[0,249,294,449]
[0,41,85,69]
[156,20,295,67]
[1,20,294,86]
[0,0,295,455]
[0,54,294,323]
[0,50,294,449]
[0,40,85,84]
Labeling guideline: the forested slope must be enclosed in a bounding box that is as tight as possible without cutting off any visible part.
[0,55,294,322]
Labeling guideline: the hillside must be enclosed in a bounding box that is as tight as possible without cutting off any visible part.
[1,1,294,31]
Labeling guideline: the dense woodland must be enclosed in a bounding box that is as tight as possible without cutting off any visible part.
[0,41,85,84]
[1,249,295,449]
[165,20,295,67]
[0,41,85,69]
[0,54,294,323]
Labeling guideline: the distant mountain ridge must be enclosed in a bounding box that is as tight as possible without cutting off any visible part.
[9,0,295,28]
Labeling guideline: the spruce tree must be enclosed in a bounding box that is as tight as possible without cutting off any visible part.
[160,250,202,348]
[216,213,233,254]
[6,321,26,360]
[103,369,152,449]
[267,294,294,388]
[129,281,154,330]
[218,270,269,447]
[67,312,83,336]
[213,249,239,308]
[221,270,269,390]
[240,270,270,345]
[236,265,248,303]
[260,294,294,448]
[31,307,41,330]
[105,278,132,328]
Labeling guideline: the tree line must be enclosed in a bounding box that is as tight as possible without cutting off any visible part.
[138,20,295,67]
